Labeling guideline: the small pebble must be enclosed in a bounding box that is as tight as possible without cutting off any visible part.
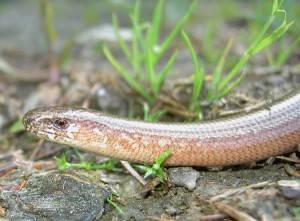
[168,167,200,191]
[280,186,300,199]
[278,180,300,199]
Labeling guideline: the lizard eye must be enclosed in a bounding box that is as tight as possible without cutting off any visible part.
[53,119,69,130]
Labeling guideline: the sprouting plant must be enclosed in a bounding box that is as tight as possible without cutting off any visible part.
[134,149,172,182]
[103,0,196,103]
[55,153,122,172]
[181,0,293,110]
[143,149,172,181]
[267,35,300,68]
[128,102,170,182]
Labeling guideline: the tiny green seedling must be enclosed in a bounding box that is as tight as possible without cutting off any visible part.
[55,153,122,172]
[139,104,171,181]
[106,193,124,215]
[134,149,172,182]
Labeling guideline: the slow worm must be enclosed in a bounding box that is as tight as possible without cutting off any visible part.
[23,90,300,166]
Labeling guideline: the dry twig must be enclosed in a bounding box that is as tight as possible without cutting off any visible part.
[214,202,257,221]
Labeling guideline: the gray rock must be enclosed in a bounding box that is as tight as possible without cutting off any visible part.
[1,171,110,221]
[278,180,300,199]
[168,167,200,191]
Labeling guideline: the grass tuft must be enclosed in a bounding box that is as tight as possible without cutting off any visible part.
[104,0,195,103]
[104,0,293,115]
[134,149,172,182]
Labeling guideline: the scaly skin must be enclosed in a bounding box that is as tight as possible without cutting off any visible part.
[23,90,300,166]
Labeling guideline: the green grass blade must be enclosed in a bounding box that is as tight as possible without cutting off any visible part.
[112,14,132,64]
[275,37,288,66]
[181,31,204,111]
[143,102,150,121]
[217,71,246,99]
[217,55,248,94]
[218,0,292,94]
[211,38,233,88]
[202,22,218,62]
[266,48,276,67]
[130,1,142,74]
[254,21,294,54]
[237,0,279,59]
[130,0,145,50]
[107,194,124,215]
[155,0,196,64]
[143,102,166,122]
[243,0,279,58]
[145,49,158,95]
[103,45,151,101]
[146,0,164,52]
[272,0,279,14]
[144,149,172,181]
[207,38,233,101]
[277,35,300,67]
[251,7,291,54]
[157,50,178,91]
[244,16,274,57]
[40,0,57,44]
[156,149,172,166]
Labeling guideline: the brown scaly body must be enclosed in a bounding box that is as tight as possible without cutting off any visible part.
[23,90,300,166]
